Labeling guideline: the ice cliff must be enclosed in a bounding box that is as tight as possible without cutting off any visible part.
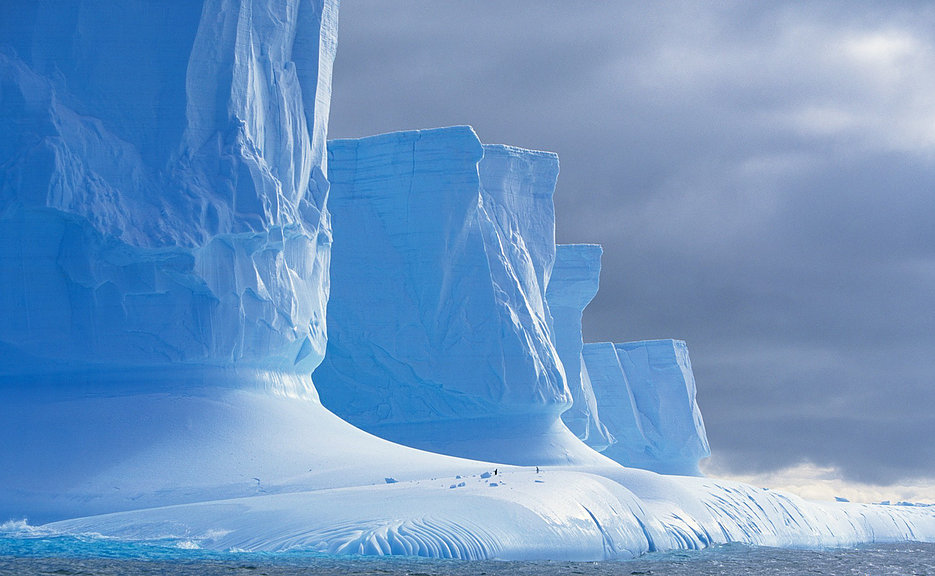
[1,0,934,561]
[0,0,339,520]
[547,244,613,450]
[314,128,602,465]
[544,246,708,475]
[0,0,336,376]
[583,340,711,476]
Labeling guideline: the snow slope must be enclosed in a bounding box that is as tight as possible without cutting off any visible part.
[45,464,935,560]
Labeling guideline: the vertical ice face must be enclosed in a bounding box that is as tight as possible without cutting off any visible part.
[548,244,613,449]
[583,339,710,475]
[0,0,339,522]
[581,343,650,465]
[315,127,587,463]
[0,0,338,378]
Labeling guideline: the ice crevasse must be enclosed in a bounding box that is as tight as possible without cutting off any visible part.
[1,0,935,561]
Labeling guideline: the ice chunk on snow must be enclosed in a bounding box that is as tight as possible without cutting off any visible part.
[583,340,710,475]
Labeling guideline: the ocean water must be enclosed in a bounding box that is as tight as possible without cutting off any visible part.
[2,531,935,576]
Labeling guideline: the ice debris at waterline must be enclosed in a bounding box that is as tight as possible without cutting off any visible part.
[2,0,935,562]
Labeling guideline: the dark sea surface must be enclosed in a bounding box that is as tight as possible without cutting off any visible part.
[2,534,935,576]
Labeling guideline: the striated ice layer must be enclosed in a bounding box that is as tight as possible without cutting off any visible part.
[548,244,613,449]
[314,127,602,465]
[0,0,337,374]
[583,340,710,475]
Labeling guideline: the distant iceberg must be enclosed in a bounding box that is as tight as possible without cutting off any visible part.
[1,0,934,561]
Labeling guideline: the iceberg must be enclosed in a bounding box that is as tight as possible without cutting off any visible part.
[546,249,706,475]
[583,340,710,476]
[1,0,934,562]
[0,0,336,374]
[548,243,613,450]
[314,128,604,466]
[0,0,339,520]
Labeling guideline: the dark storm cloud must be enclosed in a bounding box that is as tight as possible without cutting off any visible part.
[328,2,935,487]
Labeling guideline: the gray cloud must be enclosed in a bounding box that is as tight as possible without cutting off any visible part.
[329,1,935,489]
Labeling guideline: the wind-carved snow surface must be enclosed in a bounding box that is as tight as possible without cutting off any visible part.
[2,0,935,562]
[583,340,711,476]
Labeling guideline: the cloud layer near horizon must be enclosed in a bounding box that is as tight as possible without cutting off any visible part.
[328,1,935,491]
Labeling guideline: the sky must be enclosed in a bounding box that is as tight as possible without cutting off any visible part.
[327,1,935,503]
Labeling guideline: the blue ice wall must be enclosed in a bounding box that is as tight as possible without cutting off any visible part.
[0,0,339,521]
[548,244,613,450]
[583,339,710,475]
[0,0,337,376]
[315,127,600,465]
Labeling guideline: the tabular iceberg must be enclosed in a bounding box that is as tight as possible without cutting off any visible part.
[583,340,710,476]
[0,0,336,374]
[2,0,934,562]
[314,128,604,465]
[0,0,339,521]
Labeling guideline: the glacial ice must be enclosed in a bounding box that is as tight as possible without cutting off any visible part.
[548,243,613,450]
[545,249,707,475]
[313,128,605,465]
[1,0,934,562]
[0,0,336,374]
[583,340,710,476]
[1,0,339,519]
